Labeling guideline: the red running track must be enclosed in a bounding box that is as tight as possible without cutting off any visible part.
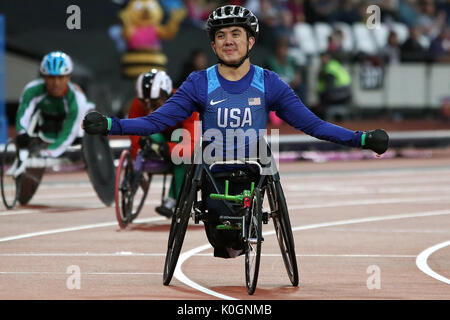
[0,150,449,300]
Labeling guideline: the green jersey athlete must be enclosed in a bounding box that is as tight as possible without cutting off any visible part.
[16,51,94,158]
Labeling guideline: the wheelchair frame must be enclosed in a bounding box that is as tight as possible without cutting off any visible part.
[114,149,171,229]
[1,138,49,209]
[162,141,299,295]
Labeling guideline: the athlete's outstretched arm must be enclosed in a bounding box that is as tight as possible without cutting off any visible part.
[265,70,388,154]
[83,73,202,136]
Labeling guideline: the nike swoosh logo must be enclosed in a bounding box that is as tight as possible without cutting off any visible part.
[210,99,227,106]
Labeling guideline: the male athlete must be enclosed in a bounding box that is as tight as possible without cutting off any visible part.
[83,5,388,258]
[15,51,94,173]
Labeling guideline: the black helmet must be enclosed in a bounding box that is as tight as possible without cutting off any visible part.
[206,5,259,41]
[136,69,173,102]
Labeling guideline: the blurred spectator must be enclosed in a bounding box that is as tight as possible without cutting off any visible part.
[266,37,306,125]
[304,0,338,23]
[379,0,401,23]
[335,0,363,24]
[436,0,450,26]
[416,0,447,39]
[429,27,450,62]
[398,0,421,26]
[286,0,306,23]
[266,37,305,99]
[400,25,431,62]
[316,51,352,122]
[256,0,281,48]
[176,49,208,87]
[185,0,219,26]
[273,8,298,46]
[245,0,261,15]
[327,29,350,62]
[381,30,402,64]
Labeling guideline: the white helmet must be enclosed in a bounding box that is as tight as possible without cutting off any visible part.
[40,51,73,76]
[136,69,173,101]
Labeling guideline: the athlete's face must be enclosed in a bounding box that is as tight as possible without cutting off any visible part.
[141,96,168,113]
[44,75,70,97]
[212,26,255,65]
[150,97,167,111]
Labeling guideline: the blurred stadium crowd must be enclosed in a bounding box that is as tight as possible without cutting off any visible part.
[172,0,450,123]
[182,0,450,64]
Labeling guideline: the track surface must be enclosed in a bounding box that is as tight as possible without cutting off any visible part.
[1,151,449,300]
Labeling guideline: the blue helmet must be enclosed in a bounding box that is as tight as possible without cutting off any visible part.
[40,51,73,76]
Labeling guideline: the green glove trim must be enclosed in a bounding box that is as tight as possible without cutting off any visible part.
[361,132,366,147]
[106,117,112,131]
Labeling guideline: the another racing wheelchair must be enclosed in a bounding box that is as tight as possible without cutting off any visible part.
[1,112,116,209]
[114,137,172,229]
[162,139,299,295]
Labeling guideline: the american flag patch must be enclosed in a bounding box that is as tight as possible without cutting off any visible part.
[248,97,261,106]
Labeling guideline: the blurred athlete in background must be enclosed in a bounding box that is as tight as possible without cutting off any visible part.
[129,69,199,218]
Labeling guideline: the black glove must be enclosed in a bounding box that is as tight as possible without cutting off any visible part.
[16,133,31,149]
[83,111,109,135]
[362,129,389,155]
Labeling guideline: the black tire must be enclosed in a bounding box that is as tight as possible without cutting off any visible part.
[268,181,299,286]
[129,171,151,223]
[115,150,151,229]
[163,164,196,286]
[245,187,263,295]
[1,139,20,209]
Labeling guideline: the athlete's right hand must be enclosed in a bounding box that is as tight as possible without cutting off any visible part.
[83,111,110,135]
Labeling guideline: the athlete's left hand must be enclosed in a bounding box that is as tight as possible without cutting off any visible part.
[362,129,389,155]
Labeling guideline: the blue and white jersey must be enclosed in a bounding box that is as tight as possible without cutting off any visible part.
[110,64,363,152]
[202,65,267,159]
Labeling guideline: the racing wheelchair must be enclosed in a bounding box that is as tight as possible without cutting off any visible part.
[162,139,299,295]
[1,112,116,209]
[114,140,172,229]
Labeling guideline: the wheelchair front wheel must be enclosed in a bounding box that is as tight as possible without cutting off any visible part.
[245,187,263,295]
[1,139,21,209]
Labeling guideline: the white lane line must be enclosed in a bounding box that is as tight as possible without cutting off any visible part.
[0,217,165,242]
[0,201,161,218]
[0,252,168,257]
[174,244,237,301]
[285,185,450,193]
[0,205,106,217]
[0,272,162,275]
[174,209,450,300]
[288,196,450,210]
[281,167,450,179]
[0,253,416,258]
[416,241,450,285]
[284,176,450,187]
